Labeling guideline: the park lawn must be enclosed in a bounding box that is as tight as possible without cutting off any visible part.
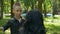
[0,19,8,26]
[0,17,60,34]
[44,16,60,34]
[45,22,60,34]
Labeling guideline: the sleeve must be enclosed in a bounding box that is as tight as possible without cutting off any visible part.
[3,20,11,31]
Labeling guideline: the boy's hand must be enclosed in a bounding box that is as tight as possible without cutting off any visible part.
[0,27,3,31]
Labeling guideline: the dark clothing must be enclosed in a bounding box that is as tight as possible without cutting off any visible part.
[3,18,25,34]
[24,10,46,34]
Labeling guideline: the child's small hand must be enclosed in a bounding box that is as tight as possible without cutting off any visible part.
[0,27,3,31]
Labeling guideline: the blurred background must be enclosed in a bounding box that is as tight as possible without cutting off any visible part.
[0,0,60,34]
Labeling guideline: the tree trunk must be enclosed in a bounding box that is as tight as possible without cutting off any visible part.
[11,0,14,18]
[31,0,35,9]
[38,0,44,13]
[0,0,4,19]
[0,0,1,19]
[52,0,57,18]
[31,3,34,9]
[17,0,19,2]
[44,0,47,17]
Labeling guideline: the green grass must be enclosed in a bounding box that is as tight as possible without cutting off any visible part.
[0,19,8,26]
[45,22,60,34]
[44,16,60,34]
[0,19,9,34]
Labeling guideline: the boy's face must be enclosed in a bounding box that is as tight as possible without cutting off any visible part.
[13,6,22,16]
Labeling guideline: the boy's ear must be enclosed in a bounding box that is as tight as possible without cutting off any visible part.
[12,9,15,14]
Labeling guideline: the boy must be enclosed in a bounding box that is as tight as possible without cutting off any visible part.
[0,3,25,34]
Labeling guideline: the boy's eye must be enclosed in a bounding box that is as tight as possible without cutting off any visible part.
[16,10,22,12]
[16,10,19,12]
[20,10,22,12]
[16,10,20,12]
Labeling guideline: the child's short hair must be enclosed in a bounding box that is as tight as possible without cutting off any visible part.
[13,2,21,9]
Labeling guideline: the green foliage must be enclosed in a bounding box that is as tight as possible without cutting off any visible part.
[4,0,11,14]
[21,0,38,10]
[42,0,51,12]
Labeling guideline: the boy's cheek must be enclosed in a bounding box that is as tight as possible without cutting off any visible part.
[17,13,20,15]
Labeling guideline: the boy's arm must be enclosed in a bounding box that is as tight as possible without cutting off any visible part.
[0,20,12,31]
[0,27,4,31]
[3,20,12,31]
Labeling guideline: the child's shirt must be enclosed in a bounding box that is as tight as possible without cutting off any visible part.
[3,18,25,34]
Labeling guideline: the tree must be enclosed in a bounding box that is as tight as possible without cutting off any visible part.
[0,0,4,19]
[11,0,14,18]
[17,0,20,2]
[44,0,47,17]
[31,0,38,9]
[38,0,44,13]
[52,0,58,18]
[22,0,30,10]
[0,0,1,19]
[43,0,51,17]
[21,0,38,11]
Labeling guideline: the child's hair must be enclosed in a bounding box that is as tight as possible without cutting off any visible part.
[13,2,21,9]
[12,2,21,17]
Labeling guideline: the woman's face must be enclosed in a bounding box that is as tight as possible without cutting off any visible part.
[13,6,22,16]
